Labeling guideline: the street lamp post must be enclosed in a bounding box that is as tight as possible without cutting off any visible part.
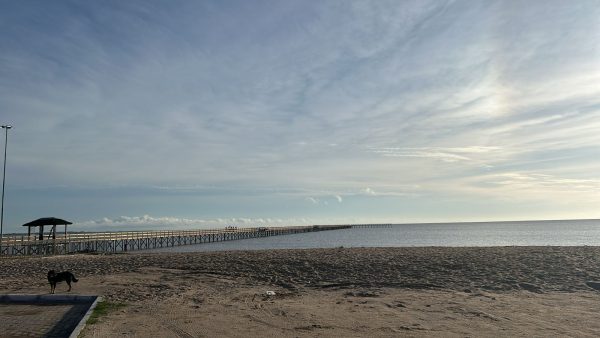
[0,125,11,255]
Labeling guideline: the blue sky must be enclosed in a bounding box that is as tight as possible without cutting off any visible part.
[1,0,599,232]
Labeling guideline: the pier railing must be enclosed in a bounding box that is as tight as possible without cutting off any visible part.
[351,224,393,228]
[0,225,351,257]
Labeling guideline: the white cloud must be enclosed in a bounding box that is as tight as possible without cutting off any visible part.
[306,197,319,204]
[74,215,313,231]
[363,187,376,196]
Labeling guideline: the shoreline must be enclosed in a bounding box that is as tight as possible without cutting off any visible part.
[2,247,600,336]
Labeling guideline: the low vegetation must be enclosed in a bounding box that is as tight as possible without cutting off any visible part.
[86,300,127,325]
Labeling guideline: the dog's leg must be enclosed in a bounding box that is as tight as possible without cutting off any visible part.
[67,281,71,292]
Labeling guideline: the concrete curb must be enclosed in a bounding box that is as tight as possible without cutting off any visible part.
[0,294,98,304]
[70,296,102,338]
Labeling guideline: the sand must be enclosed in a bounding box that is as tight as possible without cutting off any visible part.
[2,247,600,337]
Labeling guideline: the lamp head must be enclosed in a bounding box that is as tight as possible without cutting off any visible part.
[1,125,12,129]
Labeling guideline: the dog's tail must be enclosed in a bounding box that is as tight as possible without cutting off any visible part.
[71,274,78,283]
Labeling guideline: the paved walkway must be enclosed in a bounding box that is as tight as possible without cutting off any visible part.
[0,295,97,338]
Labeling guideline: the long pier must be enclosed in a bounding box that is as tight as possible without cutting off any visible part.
[0,225,351,257]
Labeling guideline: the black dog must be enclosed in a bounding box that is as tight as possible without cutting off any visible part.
[47,270,78,294]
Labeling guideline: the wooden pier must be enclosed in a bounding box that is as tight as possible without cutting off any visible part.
[351,224,393,228]
[0,225,351,257]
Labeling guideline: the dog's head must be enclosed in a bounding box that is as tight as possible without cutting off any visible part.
[47,270,56,277]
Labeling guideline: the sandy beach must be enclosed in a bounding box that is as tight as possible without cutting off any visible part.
[2,246,600,337]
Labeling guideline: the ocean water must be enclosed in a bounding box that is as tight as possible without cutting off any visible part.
[146,219,600,253]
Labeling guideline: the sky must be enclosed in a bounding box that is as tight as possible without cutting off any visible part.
[1,0,599,232]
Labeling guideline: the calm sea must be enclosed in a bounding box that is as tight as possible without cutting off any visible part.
[146,219,600,253]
